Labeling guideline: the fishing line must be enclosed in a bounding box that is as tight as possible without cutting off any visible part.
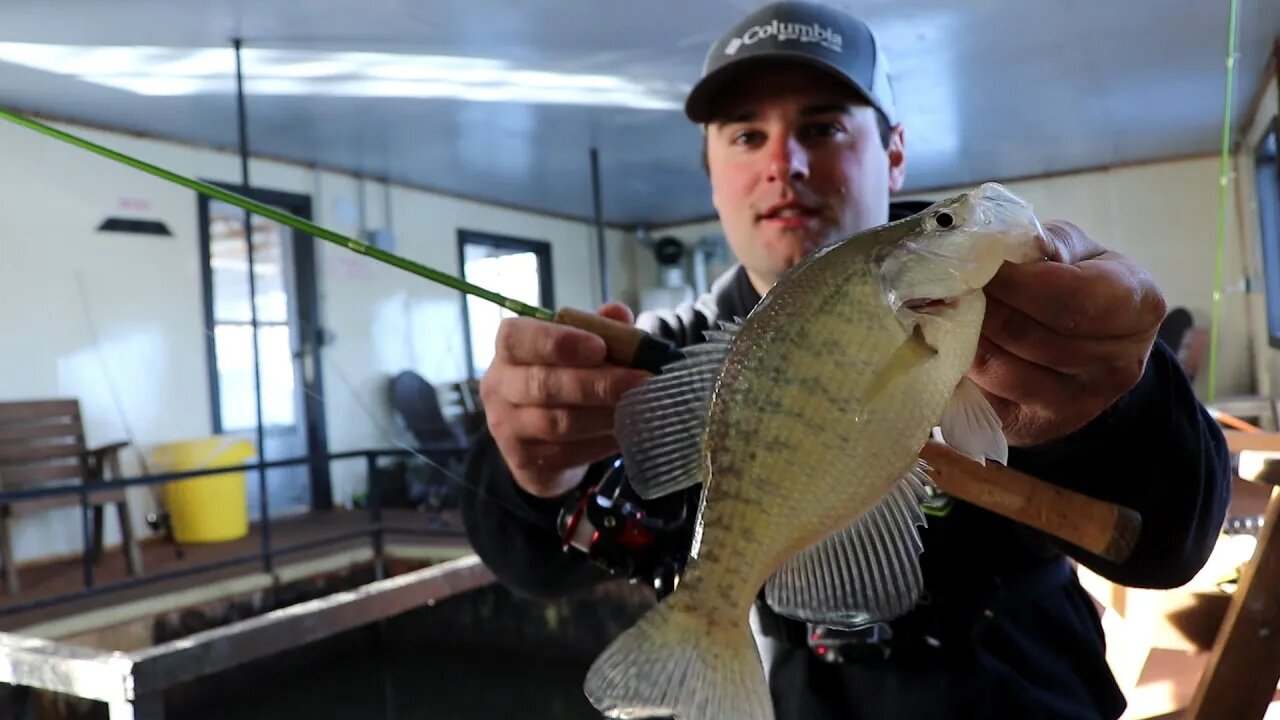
[72,271,152,475]
[74,270,179,556]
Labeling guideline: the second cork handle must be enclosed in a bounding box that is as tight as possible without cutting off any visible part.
[919,441,1142,564]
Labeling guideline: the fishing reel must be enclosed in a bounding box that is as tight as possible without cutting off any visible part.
[806,622,896,663]
[557,458,689,598]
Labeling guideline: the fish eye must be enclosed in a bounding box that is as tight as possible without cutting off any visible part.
[933,211,956,229]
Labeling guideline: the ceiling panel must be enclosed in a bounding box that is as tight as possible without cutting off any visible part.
[0,0,1275,226]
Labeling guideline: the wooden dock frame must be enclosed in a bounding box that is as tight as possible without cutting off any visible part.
[1184,430,1280,719]
[0,554,494,720]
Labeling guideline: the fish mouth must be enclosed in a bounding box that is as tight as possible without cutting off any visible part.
[902,297,956,315]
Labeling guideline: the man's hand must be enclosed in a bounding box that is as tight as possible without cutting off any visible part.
[968,220,1168,447]
[480,302,650,499]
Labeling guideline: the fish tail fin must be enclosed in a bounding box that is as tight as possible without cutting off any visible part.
[584,591,773,720]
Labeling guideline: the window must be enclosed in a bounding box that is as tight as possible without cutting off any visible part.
[1255,117,1280,348]
[206,199,299,430]
[458,231,554,379]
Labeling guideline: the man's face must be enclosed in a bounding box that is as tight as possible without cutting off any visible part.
[704,64,906,294]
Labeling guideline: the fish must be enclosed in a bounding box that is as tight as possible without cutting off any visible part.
[582,181,1049,720]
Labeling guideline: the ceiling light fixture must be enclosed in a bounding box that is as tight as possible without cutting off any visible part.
[0,42,683,110]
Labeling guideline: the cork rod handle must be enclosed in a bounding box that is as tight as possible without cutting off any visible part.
[552,307,684,374]
[919,441,1141,564]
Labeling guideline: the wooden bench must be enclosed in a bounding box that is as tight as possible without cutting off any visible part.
[0,399,143,594]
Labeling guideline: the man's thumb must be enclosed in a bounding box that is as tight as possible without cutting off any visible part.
[1041,220,1105,265]
[597,301,635,325]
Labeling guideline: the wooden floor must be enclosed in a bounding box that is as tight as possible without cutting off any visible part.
[0,508,470,632]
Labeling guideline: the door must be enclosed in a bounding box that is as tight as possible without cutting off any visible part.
[199,186,331,520]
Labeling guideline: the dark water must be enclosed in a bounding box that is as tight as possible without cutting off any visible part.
[186,644,603,720]
[154,568,657,720]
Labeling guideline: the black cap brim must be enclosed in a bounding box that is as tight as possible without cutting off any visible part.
[684,51,880,124]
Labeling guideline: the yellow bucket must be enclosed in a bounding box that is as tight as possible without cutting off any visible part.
[150,436,256,544]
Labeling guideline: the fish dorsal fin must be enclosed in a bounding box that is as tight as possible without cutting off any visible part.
[614,321,738,500]
[763,460,932,629]
[938,376,1008,466]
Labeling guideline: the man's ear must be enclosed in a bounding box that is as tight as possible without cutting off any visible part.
[887,124,906,193]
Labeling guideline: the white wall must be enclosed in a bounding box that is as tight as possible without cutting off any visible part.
[647,155,1257,400]
[0,116,633,565]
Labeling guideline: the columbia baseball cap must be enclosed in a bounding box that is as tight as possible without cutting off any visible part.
[684,0,896,127]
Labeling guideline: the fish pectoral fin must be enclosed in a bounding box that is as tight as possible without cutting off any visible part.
[938,376,1009,466]
[763,461,931,629]
[863,322,938,407]
[615,321,738,500]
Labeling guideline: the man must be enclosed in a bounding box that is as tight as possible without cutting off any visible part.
[462,2,1231,718]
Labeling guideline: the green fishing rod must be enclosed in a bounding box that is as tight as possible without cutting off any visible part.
[0,108,680,373]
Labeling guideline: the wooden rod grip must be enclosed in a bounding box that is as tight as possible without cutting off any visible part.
[919,441,1142,564]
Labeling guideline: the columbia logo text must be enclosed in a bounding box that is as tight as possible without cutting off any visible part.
[724,20,843,55]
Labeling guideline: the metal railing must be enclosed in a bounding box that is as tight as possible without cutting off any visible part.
[0,446,468,620]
